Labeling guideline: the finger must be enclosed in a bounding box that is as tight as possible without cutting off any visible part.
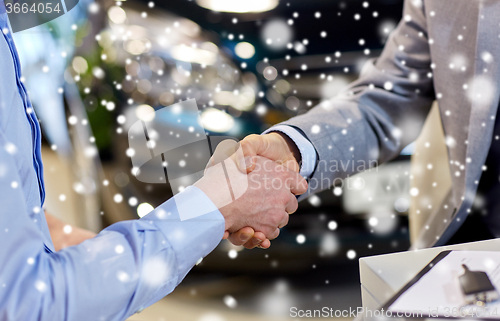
[224,142,251,174]
[212,140,239,163]
[243,235,265,249]
[239,135,266,173]
[223,231,229,239]
[231,153,254,174]
[286,170,309,195]
[253,231,267,242]
[278,211,290,228]
[258,239,271,249]
[212,140,241,172]
[204,156,215,175]
[285,193,299,215]
[227,227,255,246]
[268,228,280,240]
[282,158,300,173]
[242,231,266,249]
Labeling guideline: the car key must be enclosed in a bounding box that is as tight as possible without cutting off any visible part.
[459,264,499,306]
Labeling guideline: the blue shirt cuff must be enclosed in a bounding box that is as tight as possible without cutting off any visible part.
[141,186,225,279]
[263,125,317,179]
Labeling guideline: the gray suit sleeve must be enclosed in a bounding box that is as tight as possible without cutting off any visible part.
[280,0,435,196]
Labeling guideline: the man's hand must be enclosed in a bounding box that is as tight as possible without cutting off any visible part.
[230,132,304,248]
[239,132,302,173]
[223,228,271,249]
[194,156,307,243]
[45,213,97,251]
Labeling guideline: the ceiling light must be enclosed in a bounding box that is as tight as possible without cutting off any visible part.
[214,86,255,111]
[171,44,217,65]
[234,42,255,59]
[263,66,278,81]
[108,6,127,24]
[200,108,234,132]
[135,104,155,122]
[196,0,278,13]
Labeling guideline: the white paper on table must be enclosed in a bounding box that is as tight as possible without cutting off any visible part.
[388,251,500,318]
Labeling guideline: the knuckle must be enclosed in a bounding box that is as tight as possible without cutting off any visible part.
[271,213,282,226]
[247,134,260,140]
[245,134,261,145]
[239,140,251,154]
[276,169,289,181]
[263,227,275,238]
[229,237,244,246]
[251,237,263,247]
[279,191,290,202]
[254,231,266,240]
[282,214,290,226]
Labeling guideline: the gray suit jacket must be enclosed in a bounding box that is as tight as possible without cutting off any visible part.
[279,0,500,249]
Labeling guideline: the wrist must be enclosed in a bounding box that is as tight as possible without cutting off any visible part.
[267,132,302,164]
[193,176,235,231]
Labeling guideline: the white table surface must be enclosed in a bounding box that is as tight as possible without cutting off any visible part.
[359,239,500,310]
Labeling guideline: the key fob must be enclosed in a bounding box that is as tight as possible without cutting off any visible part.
[460,264,499,306]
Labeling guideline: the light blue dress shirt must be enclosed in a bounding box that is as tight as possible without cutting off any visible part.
[0,8,224,321]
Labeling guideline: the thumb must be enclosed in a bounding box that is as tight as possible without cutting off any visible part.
[237,136,263,173]
[204,156,215,175]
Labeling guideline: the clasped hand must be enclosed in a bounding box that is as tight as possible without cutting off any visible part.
[194,133,306,249]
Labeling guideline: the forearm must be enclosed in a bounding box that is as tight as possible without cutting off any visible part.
[45,212,96,251]
[276,0,434,195]
[5,223,173,321]
[3,190,224,321]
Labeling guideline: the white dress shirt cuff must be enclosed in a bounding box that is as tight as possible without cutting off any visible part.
[262,125,317,179]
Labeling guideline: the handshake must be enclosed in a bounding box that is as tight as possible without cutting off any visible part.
[194,132,308,249]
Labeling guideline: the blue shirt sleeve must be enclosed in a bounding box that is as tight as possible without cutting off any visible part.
[0,130,225,320]
[0,6,226,319]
